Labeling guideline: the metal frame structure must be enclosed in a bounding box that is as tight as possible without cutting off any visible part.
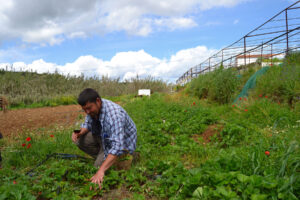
[176,1,300,85]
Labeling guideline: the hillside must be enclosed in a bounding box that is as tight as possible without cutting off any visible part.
[185,51,300,108]
[0,70,170,108]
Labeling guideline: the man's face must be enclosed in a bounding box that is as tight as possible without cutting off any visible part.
[82,98,101,119]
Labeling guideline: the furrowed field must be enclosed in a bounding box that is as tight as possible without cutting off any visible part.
[0,53,299,199]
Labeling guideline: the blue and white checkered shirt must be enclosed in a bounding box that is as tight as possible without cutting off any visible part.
[81,99,137,159]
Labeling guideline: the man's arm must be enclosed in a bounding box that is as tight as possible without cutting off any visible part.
[99,154,118,172]
[90,154,118,189]
[90,111,126,189]
[72,115,91,142]
[78,127,89,136]
[72,127,89,142]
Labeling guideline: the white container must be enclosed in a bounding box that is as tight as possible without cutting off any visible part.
[138,89,151,96]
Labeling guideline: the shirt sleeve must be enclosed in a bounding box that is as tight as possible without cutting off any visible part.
[107,111,126,156]
[80,115,91,131]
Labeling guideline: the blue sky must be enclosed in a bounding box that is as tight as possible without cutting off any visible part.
[0,0,297,82]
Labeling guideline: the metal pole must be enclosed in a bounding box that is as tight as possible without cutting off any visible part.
[199,64,201,75]
[285,9,289,55]
[244,37,247,67]
[261,42,263,67]
[222,50,224,65]
[271,44,273,66]
[249,52,250,65]
[234,56,236,67]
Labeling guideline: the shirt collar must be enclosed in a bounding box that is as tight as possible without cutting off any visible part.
[99,98,106,125]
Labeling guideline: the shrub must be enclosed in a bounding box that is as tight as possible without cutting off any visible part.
[186,67,240,104]
[254,52,300,106]
[0,71,171,108]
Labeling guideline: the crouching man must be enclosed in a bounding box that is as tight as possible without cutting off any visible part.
[71,88,137,189]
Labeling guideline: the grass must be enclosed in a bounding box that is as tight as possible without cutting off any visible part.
[1,53,300,199]
[7,94,135,110]
[0,93,299,199]
[253,52,300,107]
[185,51,300,107]
[185,67,243,104]
[0,70,171,108]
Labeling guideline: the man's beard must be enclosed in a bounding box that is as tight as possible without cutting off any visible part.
[90,113,98,119]
[90,109,100,119]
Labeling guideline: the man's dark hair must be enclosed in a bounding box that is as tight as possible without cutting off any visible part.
[77,88,101,106]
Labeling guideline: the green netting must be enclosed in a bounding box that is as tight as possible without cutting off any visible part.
[233,66,270,103]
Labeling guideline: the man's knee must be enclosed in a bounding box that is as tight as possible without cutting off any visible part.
[93,151,105,167]
[73,139,80,146]
[114,154,133,170]
[73,132,101,159]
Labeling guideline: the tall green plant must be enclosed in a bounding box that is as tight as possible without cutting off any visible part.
[0,70,171,107]
[255,52,300,106]
[186,67,240,104]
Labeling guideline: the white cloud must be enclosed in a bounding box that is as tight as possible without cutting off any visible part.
[197,0,248,10]
[204,21,221,26]
[23,25,64,46]
[67,31,87,39]
[233,19,239,25]
[154,17,197,30]
[0,45,217,82]
[0,47,27,62]
[0,0,248,45]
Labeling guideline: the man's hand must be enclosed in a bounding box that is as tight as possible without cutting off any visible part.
[89,154,118,190]
[71,132,80,143]
[72,128,89,143]
[90,169,105,190]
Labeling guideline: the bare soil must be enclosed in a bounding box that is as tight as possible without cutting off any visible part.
[192,124,224,144]
[0,105,84,137]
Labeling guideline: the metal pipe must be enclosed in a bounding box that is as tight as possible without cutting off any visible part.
[271,44,273,66]
[261,42,264,67]
[285,9,289,54]
[175,2,300,84]
[244,37,247,66]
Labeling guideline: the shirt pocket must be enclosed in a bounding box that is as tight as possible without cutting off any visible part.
[103,133,112,150]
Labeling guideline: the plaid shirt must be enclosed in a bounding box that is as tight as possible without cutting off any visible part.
[81,99,137,158]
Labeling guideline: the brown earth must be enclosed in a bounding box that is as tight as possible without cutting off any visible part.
[92,187,132,200]
[0,105,84,137]
[192,124,224,144]
[92,186,158,200]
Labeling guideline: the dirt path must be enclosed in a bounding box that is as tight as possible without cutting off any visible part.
[0,105,85,137]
